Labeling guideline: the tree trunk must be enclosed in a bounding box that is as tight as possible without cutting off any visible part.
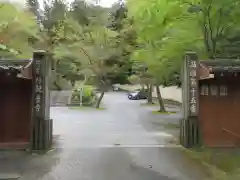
[156,84,166,112]
[146,83,149,98]
[96,91,104,108]
[70,79,75,87]
[147,84,153,104]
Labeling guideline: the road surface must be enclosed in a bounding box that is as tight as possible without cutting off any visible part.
[0,92,208,180]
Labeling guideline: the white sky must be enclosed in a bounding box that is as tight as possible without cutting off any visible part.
[1,0,118,8]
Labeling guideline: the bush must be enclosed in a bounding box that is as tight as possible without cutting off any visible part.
[71,85,97,106]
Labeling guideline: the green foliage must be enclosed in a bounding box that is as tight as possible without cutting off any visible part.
[0,0,136,92]
[108,3,127,31]
[127,0,183,86]
[128,74,140,84]
[107,4,137,84]
[175,0,240,58]
[82,85,94,97]
[0,2,39,59]
[49,72,73,90]
[2,0,239,92]
[27,0,86,89]
[36,0,131,90]
[71,85,97,106]
[127,0,240,88]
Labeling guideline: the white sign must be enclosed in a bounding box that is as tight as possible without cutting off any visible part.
[79,86,84,106]
[188,59,198,116]
[35,61,42,112]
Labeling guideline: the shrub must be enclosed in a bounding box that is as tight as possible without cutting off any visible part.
[71,85,97,106]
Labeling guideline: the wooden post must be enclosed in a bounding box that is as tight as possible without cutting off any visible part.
[180,52,200,148]
[31,50,53,152]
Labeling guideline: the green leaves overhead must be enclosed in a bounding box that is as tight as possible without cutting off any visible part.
[127,0,185,84]
[127,0,240,87]
[0,2,39,59]
[180,0,240,58]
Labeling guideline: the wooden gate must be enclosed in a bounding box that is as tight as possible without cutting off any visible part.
[181,54,240,148]
[0,51,53,151]
[0,60,32,149]
[198,68,240,147]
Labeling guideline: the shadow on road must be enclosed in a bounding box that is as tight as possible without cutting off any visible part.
[0,149,61,180]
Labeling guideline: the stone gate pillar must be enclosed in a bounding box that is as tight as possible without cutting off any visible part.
[180,51,200,148]
[31,50,53,151]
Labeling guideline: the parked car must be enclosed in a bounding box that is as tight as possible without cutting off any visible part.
[128,90,148,100]
[112,86,119,91]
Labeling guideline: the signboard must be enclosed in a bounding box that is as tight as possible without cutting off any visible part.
[31,51,53,151]
[186,53,199,116]
[79,86,83,106]
[33,56,45,117]
[180,52,200,148]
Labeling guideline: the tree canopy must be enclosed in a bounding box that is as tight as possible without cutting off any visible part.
[127,0,240,82]
[0,2,39,58]
[2,0,239,109]
[126,0,240,110]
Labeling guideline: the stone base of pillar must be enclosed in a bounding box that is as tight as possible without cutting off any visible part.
[31,119,53,152]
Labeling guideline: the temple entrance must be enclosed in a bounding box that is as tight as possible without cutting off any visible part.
[0,51,53,151]
[180,52,240,148]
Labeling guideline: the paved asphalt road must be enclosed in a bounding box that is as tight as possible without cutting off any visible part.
[0,92,208,180]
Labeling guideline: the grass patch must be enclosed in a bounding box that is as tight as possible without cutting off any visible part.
[152,110,177,115]
[182,147,240,180]
[140,102,159,106]
[140,99,181,107]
